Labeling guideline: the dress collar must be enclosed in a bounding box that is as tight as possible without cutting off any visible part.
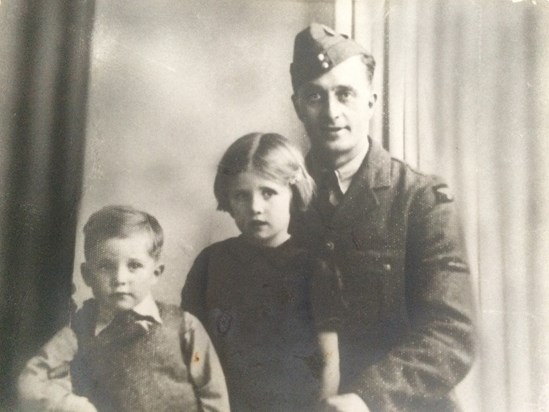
[226,236,306,268]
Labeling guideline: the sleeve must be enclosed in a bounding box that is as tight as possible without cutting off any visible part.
[181,247,210,325]
[309,256,345,332]
[180,312,230,412]
[17,326,98,412]
[355,177,476,411]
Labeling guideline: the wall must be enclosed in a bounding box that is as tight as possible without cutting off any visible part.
[73,0,334,306]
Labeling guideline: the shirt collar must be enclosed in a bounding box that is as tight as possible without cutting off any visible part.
[334,138,370,194]
[308,138,370,194]
[94,293,162,335]
[132,293,162,323]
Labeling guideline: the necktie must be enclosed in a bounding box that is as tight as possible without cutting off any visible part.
[107,311,156,341]
[317,169,343,220]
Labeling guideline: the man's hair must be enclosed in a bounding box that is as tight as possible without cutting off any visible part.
[214,133,315,213]
[83,205,164,261]
[361,54,376,84]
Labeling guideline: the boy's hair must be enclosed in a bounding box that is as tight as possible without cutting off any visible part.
[83,205,164,261]
[214,133,315,213]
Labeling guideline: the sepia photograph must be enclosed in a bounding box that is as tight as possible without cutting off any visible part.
[1,0,548,411]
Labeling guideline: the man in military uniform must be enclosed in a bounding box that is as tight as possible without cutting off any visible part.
[290,23,475,411]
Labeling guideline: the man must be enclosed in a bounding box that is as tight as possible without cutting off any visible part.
[290,23,475,412]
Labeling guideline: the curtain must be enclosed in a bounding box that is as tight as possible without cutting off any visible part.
[0,1,95,409]
[339,0,549,411]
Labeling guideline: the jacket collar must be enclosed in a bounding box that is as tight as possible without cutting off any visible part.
[306,137,392,227]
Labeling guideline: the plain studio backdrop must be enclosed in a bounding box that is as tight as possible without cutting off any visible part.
[1,1,548,411]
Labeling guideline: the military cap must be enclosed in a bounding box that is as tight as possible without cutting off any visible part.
[290,23,374,92]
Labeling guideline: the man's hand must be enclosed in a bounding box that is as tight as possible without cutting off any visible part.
[320,393,370,412]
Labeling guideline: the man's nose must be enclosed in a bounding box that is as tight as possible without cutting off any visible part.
[321,93,342,120]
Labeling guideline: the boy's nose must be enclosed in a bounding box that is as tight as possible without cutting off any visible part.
[112,267,130,286]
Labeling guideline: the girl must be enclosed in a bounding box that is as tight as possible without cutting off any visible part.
[181,133,343,411]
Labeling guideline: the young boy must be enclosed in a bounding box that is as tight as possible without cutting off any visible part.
[18,205,230,412]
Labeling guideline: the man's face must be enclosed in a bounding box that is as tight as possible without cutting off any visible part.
[81,232,163,315]
[293,55,377,167]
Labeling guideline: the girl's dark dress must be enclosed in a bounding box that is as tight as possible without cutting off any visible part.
[181,236,342,412]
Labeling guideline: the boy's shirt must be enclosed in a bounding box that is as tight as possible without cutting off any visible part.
[18,298,230,412]
[94,293,161,335]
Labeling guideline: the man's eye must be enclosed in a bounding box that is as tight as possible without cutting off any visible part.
[306,92,322,103]
[338,90,354,101]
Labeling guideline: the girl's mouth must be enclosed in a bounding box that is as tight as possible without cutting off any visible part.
[250,220,268,227]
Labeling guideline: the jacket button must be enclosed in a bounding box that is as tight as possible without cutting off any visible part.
[325,241,335,251]
[383,263,391,272]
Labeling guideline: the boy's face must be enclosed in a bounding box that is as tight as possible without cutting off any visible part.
[81,231,163,314]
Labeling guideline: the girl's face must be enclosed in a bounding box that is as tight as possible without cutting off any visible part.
[228,171,292,248]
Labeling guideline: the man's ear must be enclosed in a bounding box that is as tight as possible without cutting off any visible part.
[292,94,304,122]
[154,263,165,278]
[81,262,93,287]
[369,92,378,108]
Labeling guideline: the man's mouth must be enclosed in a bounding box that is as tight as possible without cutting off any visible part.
[321,125,348,134]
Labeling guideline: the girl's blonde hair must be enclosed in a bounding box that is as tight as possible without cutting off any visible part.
[214,133,315,213]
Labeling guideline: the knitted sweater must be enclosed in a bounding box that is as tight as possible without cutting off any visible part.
[18,300,229,412]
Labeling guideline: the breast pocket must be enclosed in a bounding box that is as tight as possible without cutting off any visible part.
[341,249,403,330]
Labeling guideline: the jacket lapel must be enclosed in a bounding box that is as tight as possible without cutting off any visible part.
[308,138,392,229]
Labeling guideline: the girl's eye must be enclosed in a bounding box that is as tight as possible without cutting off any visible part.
[232,192,248,202]
[261,188,276,199]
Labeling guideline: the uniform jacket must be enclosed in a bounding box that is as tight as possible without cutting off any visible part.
[291,138,476,412]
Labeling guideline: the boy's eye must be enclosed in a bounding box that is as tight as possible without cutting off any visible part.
[128,261,143,271]
[95,263,112,272]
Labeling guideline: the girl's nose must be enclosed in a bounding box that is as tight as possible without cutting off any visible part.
[250,193,265,213]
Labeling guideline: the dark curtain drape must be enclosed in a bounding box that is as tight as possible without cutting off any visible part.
[0,1,95,409]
